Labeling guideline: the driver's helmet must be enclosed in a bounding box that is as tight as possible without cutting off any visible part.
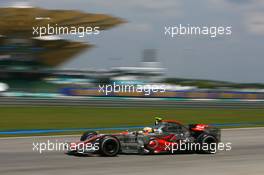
[143,127,154,133]
[155,117,163,125]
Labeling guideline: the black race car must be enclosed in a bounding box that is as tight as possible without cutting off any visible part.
[66,118,221,156]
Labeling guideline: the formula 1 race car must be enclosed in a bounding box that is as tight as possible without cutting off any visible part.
[66,118,221,156]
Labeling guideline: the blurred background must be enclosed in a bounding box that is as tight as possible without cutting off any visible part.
[0,2,263,175]
[0,1,264,100]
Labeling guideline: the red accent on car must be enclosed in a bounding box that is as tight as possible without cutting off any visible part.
[149,140,158,148]
[152,138,176,153]
[120,131,130,135]
[162,134,176,141]
[191,124,209,131]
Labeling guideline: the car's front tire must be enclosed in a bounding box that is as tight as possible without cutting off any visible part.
[99,136,120,157]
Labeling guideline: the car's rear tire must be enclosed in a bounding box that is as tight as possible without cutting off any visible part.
[80,131,97,141]
[99,136,120,157]
[197,133,218,154]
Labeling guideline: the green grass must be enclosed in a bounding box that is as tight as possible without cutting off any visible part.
[0,107,264,131]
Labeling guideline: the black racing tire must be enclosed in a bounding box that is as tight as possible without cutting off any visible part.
[99,136,120,157]
[197,133,218,154]
[80,131,97,141]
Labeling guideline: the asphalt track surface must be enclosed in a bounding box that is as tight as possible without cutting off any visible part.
[0,128,264,175]
[0,97,264,108]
